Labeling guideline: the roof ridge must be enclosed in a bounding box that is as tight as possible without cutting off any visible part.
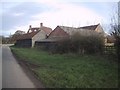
[59,25,77,29]
[78,24,100,30]
[80,24,99,28]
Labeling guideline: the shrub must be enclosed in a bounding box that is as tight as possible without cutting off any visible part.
[54,31,105,54]
[55,38,71,54]
[71,31,104,54]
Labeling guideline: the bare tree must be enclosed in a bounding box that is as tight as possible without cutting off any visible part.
[110,1,120,61]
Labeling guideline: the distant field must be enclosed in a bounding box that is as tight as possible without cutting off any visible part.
[11,47,118,88]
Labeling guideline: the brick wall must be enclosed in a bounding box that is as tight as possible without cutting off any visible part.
[48,26,69,39]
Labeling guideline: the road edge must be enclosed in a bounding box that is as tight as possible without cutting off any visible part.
[10,47,45,89]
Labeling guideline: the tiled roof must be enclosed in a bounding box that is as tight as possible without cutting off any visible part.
[58,24,100,35]
[59,26,93,35]
[28,26,52,35]
[17,26,52,40]
[40,26,52,35]
[17,31,40,40]
[59,26,81,35]
[79,24,99,30]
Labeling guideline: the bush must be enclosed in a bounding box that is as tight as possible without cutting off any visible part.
[54,31,105,54]
[55,38,71,54]
[71,31,104,54]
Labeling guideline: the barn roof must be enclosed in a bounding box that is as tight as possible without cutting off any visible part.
[59,26,80,35]
[56,24,100,35]
[59,25,94,35]
[79,24,99,30]
[16,31,40,40]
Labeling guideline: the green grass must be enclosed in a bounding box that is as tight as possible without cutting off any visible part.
[11,47,118,88]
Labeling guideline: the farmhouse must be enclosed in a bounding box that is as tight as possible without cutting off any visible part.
[15,23,52,47]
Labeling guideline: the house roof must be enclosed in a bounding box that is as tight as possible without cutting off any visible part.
[17,25,52,40]
[79,24,99,30]
[29,27,40,31]
[17,31,40,40]
[40,26,52,35]
[28,26,52,35]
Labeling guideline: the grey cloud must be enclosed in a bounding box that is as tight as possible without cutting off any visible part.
[9,2,47,15]
[2,2,53,36]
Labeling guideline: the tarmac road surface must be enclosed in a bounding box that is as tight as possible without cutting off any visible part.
[2,44,36,88]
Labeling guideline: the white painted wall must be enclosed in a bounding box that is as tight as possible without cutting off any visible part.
[32,30,46,47]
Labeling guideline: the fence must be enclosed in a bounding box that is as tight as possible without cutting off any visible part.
[104,45,116,54]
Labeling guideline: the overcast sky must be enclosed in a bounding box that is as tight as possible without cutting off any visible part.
[0,0,119,37]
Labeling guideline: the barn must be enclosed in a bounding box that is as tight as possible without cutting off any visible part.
[48,24,105,39]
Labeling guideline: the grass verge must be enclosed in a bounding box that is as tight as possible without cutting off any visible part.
[10,47,118,88]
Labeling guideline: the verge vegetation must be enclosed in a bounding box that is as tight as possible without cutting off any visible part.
[11,47,118,88]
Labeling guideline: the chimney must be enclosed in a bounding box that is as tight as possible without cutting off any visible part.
[40,23,43,27]
[29,25,32,29]
[27,25,32,33]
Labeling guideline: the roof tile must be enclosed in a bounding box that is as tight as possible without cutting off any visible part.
[17,26,52,40]
[17,31,39,40]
